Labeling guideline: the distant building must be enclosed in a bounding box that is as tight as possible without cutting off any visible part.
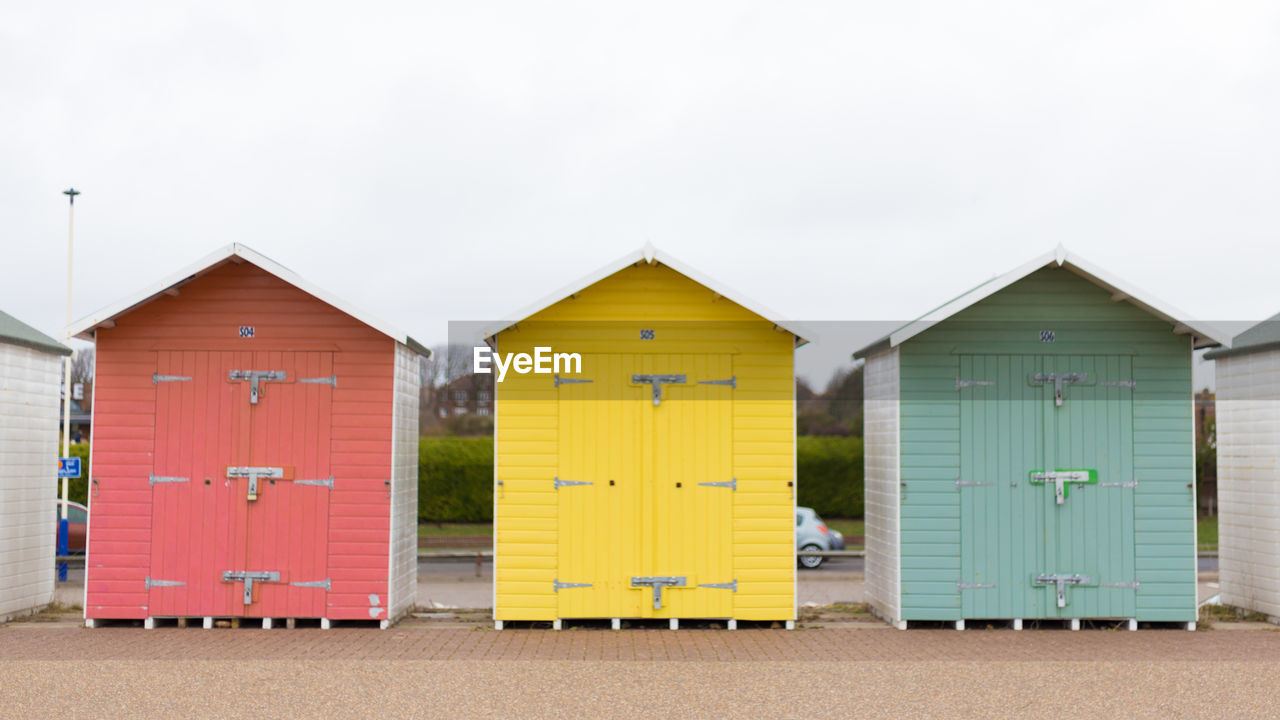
[431,374,494,419]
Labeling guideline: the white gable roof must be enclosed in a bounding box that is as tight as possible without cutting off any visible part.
[482,244,812,346]
[856,245,1229,356]
[68,243,428,355]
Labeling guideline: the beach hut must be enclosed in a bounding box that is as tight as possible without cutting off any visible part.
[1205,315,1280,621]
[487,246,807,629]
[0,310,71,622]
[856,247,1224,630]
[70,244,425,628]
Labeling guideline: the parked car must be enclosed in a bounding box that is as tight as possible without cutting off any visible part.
[55,499,88,554]
[796,506,836,568]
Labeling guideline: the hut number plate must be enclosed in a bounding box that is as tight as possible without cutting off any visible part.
[239,326,255,338]
[1039,330,1055,343]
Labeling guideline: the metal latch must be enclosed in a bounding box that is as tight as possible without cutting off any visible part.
[222,570,281,605]
[1100,479,1138,489]
[699,580,737,592]
[298,375,337,386]
[145,576,185,589]
[956,478,994,488]
[631,374,686,406]
[957,581,996,590]
[1101,581,1140,590]
[149,474,188,485]
[955,378,994,390]
[553,580,592,592]
[554,477,593,490]
[1033,573,1091,608]
[153,373,192,383]
[1100,380,1136,389]
[1030,372,1087,406]
[1029,469,1096,504]
[699,377,737,389]
[698,479,737,491]
[632,576,687,609]
[227,466,285,501]
[554,374,593,388]
[291,578,331,590]
[295,477,335,489]
[228,370,287,404]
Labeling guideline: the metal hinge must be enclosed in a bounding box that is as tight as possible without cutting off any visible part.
[149,474,189,485]
[1030,372,1088,407]
[1101,581,1140,590]
[228,369,287,404]
[291,578,331,591]
[1029,469,1096,504]
[699,377,737,389]
[296,477,335,489]
[1100,380,1136,389]
[553,580,592,592]
[956,379,994,390]
[698,479,737,491]
[554,477,593,490]
[1100,479,1138,489]
[298,375,337,387]
[145,576,185,589]
[1033,573,1092,608]
[632,373,687,406]
[699,580,737,592]
[222,570,281,605]
[957,581,996,590]
[956,479,994,488]
[554,374,593,388]
[153,373,192,384]
[631,576,687,609]
[227,466,285,501]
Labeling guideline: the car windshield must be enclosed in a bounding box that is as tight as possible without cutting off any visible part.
[58,503,88,524]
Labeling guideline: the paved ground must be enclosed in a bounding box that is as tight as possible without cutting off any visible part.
[3,618,1279,718]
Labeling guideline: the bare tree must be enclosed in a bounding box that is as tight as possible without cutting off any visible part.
[71,346,95,385]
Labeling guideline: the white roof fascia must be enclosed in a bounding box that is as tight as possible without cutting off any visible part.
[68,243,427,354]
[886,247,1230,350]
[483,244,813,345]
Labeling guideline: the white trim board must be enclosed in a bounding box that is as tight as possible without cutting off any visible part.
[858,245,1230,355]
[67,243,428,356]
[481,243,813,346]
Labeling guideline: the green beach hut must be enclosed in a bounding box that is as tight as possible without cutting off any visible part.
[856,247,1226,630]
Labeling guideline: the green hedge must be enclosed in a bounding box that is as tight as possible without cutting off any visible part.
[796,436,864,518]
[415,435,863,523]
[418,437,494,522]
[65,443,90,507]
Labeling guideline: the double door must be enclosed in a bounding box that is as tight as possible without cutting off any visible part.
[959,355,1137,619]
[146,350,333,618]
[555,354,736,619]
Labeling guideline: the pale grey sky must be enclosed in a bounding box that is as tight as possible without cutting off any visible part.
[4,2,1278,389]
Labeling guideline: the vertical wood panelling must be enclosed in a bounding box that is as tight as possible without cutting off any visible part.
[892,267,1196,622]
[87,261,398,620]
[496,262,795,621]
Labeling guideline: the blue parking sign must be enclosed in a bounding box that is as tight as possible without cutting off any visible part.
[58,457,81,478]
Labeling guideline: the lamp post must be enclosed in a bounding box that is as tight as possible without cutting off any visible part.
[58,188,79,580]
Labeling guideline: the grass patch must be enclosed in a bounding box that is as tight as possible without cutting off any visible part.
[823,518,864,538]
[418,523,493,538]
[1198,516,1217,551]
[1200,603,1268,623]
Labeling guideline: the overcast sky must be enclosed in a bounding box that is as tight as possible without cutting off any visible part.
[4,2,1278,388]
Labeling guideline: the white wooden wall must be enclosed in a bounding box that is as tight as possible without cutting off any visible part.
[387,342,421,624]
[863,348,902,627]
[1217,351,1280,618]
[0,343,62,621]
